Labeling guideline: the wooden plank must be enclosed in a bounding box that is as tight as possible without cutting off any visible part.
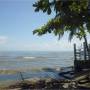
[74,70,90,81]
[84,42,86,60]
[74,44,77,61]
[88,44,90,60]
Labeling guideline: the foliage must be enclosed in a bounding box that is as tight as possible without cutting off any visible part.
[33,0,90,41]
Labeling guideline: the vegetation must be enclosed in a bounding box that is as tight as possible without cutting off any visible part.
[33,0,90,52]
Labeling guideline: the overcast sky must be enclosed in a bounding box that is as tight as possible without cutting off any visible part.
[0,0,89,51]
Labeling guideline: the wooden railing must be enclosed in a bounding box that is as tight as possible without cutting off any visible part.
[74,42,90,71]
[74,42,90,61]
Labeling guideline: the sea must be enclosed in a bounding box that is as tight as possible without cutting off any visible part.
[0,51,74,85]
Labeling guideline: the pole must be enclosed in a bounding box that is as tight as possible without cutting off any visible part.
[84,42,86,60]
[74,44,76,61]
[88,44,90,60]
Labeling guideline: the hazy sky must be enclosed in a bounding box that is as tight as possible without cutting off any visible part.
[0,0,88,51]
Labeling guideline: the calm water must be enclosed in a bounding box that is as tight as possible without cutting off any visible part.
[0,51,74,84]
[0,51,74,70]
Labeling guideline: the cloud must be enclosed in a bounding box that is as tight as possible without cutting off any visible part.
[0,36,8,44]
[8,36,84,51]
[13,40,74,51]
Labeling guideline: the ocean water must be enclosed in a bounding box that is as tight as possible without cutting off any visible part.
[0,51,74,84]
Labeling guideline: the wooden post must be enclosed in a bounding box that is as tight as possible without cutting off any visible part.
[74,44,76,61]
[19,72,24,82]
[88,44,90,60]
[84,42,86,60]
[74,44,77,72]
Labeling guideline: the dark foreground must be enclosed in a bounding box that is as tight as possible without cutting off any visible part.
[1,71,90,90]
[0,66,90,90]
[2,77,90,90]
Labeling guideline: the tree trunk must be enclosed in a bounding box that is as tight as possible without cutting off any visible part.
[83,35,90,60]
[84,35,89,51]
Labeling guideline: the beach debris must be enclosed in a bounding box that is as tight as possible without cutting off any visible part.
[63,83,69,88]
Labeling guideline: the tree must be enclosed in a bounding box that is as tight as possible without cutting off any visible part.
[33,0,90,53]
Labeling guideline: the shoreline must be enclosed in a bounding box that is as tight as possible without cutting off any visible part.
[1,75,90,89]
[0,66,75,89]
[0,66,90,89]
[0,66,73,85]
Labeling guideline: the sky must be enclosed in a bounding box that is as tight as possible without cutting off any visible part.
[0,0,89,51]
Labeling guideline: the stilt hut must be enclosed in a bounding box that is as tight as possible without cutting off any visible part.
[74,42,90,72]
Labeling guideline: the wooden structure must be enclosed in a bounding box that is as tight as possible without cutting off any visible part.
[74,42,90,72]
